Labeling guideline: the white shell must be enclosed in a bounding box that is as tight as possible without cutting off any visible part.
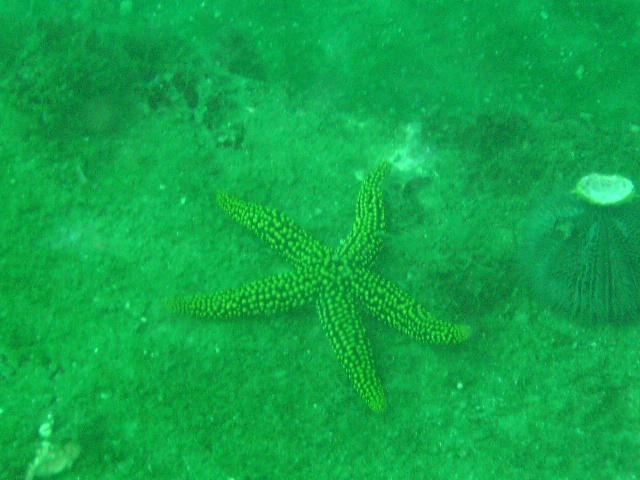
[574,173,635,206]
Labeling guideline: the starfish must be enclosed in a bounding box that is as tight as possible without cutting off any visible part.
[170,162,471,412]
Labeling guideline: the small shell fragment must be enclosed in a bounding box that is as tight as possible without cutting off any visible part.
[574,173,635,206]
[25,441,81,480]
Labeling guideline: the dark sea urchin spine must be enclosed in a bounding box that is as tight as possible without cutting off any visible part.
[521,174,640,322]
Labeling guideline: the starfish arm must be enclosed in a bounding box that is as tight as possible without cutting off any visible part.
[316,285,387,413]
[217,192,331,268]
[169,272,319,319]
[338,162,390,267]
[353,269,471,344]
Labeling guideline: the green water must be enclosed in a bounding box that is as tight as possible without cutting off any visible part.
[1,1,638,478]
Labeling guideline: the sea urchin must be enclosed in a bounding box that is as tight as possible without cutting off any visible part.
[520,173,640,322]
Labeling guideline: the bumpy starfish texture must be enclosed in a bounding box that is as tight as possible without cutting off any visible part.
[170,162,470,412]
